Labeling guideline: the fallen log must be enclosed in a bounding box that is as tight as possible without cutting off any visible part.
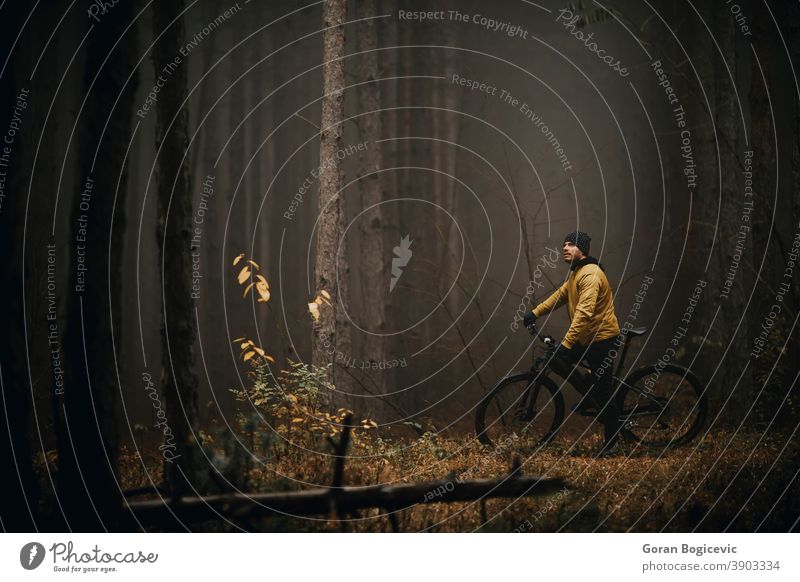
[123,474,567,527]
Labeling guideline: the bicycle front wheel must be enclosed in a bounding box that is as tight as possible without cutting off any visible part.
[475,372,564,448]
[617,364,707,448]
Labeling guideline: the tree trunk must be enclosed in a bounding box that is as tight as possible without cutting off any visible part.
[432,19,462,310]
[125,474,566,526]
[749,2,798,424]
[788,1,800,359]
[684,4,732,418]
[59,0,139,530]
[710,0,753,419]
[153,0,205,499]
[748,3,778,415]
[312,0,349,404]
[356,0,388,416]
[191,0,223,195]
[0,0,38,532]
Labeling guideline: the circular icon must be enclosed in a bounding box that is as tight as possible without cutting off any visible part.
[19,542,45,570]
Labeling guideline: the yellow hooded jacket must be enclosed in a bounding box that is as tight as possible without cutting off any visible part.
[531,258,620,349]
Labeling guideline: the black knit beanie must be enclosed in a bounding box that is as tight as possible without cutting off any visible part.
[564,231,591,256]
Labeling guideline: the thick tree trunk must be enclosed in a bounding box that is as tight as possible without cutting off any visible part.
[710,0,753,418]
[748,4,779,415]
[685,4,734,418]
[749,2,799,424]
[0,0,38,532]
[59,0,139,530]
[788,2,800,351]
[312,0,349,404]
[153,0,206,499]
[356,0,388,416]
[191,0,223,195]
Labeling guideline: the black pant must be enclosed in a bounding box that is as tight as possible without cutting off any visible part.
[579,335,622,446]
[552,335,622,446]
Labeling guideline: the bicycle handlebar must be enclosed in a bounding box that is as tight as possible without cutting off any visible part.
[526,323,555,349]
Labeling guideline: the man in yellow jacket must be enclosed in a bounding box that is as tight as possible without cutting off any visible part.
[523,231,623,457]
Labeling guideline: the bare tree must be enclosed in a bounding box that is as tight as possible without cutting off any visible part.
[0,0,38,532]
[312,0,350,405]
[355,0,388,415]
[58,0,140,530]
[432,18,462,313]
[749,3,797,422]
[153,0,206,498]
[708,1,753,415]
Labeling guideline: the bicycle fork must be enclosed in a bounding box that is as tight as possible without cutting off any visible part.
[514,380,541,422]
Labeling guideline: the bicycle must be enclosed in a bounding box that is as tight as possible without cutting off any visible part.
[475,323,708,450]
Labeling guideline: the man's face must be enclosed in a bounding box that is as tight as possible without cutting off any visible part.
[562,240,585,264]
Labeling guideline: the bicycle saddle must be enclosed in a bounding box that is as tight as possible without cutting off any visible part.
[626,327,648,337]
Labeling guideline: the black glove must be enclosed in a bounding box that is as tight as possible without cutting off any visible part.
[523,311,537,328]
[554,343,579,363]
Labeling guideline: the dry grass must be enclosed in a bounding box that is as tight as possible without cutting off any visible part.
[118,426,799,532]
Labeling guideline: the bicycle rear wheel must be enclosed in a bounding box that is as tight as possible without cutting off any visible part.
[617,364,707,448]
[475,372,564,448]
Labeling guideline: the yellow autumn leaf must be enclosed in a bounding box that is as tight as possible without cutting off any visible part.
[253,346,265,357]
[256,281,270,303]
[320,290,331,300]
[291,418,305,423]
[315,292,331,306]
[308,302,320,321]
[243,351,255,362]
[265,355,275,363]
[237,266,251,284]
[256,274,269,287]
[247,259,260,270]
[233,253,245,266]
[242,282,255,297]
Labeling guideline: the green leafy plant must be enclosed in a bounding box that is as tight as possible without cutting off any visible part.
[229,253,377,459]
[231,358,377,447]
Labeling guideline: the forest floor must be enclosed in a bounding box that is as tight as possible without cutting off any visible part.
[117,425,799,532]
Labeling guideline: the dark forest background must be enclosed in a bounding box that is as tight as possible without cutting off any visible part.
[0,0,798,532]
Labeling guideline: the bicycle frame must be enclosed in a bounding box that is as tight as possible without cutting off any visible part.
[612,375,668,415]
[476,323,704,448]
[526,324,667,417]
